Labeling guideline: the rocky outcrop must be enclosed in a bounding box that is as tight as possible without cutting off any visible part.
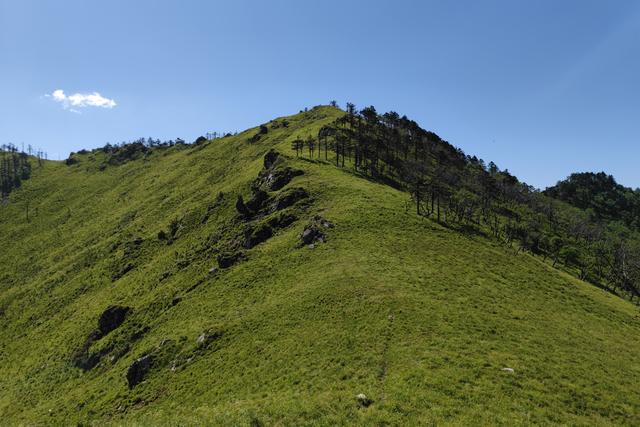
[245,190,270,213]
[72,306,150,372]
[261,167,304,192]
[267,213,297,229]
[252,149,303,193]
[271,187,309,212]
[263,149,279,169]
[235,195,252,218]
[242,224,274,249]
[126,355,153,389]
[217,251,245,269]
[98,306,130,336]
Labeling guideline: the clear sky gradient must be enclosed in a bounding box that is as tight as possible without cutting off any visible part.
[1,0,639,189]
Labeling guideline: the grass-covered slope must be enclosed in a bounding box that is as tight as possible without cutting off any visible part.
[1,106,639,426]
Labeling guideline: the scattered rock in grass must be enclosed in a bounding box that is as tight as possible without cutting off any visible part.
[217,251,245,269]
[308,243,315,249]
[356,393,373,407]
[73,321,149,371]
[501,367,514,373]
[208,267,218,275]
[98,306,130,336]
[299,216,333,246]
[196,334,207,346]
[196,329,223,348]
[313,215,334,229]
[127,355,153,389]
[301,226,325,245]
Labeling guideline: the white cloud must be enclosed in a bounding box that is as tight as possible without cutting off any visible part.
[47,89,117,110]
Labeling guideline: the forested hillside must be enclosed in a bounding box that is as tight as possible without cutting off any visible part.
[0,144,33,197]
[1,106,639,425]
[545,172,640,228]
[294,105,640,302]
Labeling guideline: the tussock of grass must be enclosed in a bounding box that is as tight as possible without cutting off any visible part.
[1,106,639,425]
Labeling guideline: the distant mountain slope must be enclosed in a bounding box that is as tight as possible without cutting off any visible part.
[545,172,640,228]
[1,106,640,425]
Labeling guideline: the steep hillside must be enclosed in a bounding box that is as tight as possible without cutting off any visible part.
[1,106,640,426]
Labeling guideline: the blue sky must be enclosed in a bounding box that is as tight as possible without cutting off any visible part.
[1,0,639,189]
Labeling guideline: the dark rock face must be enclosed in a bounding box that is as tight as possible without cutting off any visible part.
[243,224,273,249]
[217,252,244,269]
[72,304,147,372]
[65,156,79,166]
[252,150,303,192]
[73,348,106,371]
[263,149,280,170]
[264,167,304,191]
[268,213,297,229]
[127,355,153,389]
[98,306,130,336]
[271,188,309,212]
[73,305,130,369]
[245,190,270,213]
[235,195,251,218]
[248,125,268,143]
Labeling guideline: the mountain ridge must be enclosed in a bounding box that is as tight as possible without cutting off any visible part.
[1,105,640,425]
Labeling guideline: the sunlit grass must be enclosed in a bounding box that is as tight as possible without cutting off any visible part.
[1,106,639,425]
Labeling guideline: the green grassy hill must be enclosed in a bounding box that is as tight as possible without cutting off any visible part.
[1,106,639,426]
